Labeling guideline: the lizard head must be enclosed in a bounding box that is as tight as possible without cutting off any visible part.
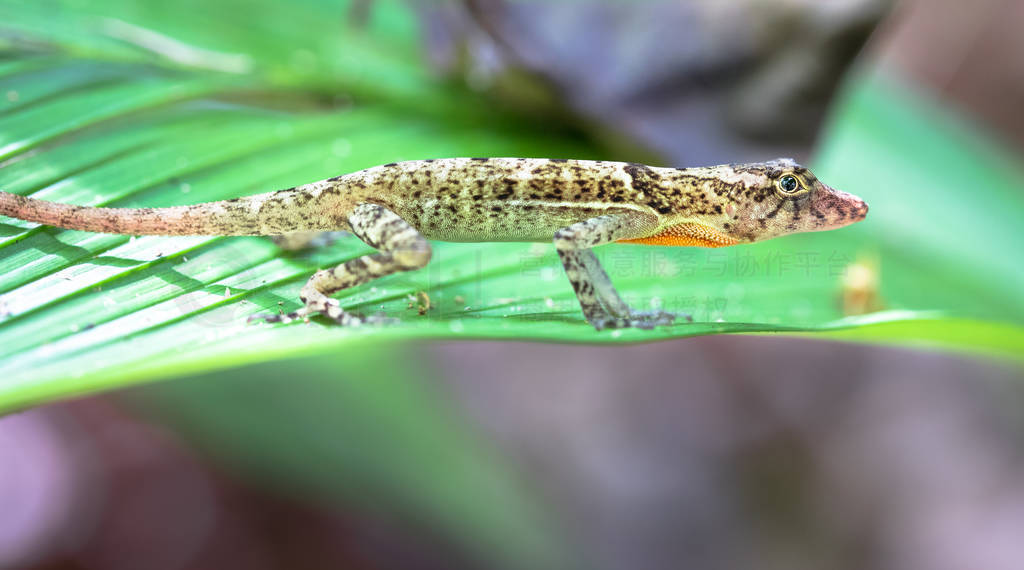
[630,158,868,247]
[719,158,868,243]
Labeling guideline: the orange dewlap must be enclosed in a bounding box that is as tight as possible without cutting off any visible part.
[617,222,740,248]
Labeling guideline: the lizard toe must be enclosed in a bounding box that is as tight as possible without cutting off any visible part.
[322,307,396,327]
[588,310,678,330]
[628,311,676,330]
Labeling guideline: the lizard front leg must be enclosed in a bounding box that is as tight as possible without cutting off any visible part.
[554,214,683,330]
[251,203,430,326]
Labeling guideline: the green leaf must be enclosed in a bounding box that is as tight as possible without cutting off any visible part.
[2,1,1023,417]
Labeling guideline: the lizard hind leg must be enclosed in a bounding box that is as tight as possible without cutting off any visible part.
[250,203,431,326]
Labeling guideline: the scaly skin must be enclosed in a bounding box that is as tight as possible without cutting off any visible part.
[0,157,868,329]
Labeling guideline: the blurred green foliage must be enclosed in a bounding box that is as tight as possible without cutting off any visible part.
[0,0,1022,415]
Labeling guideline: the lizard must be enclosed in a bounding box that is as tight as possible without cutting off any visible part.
[0,157,868,329]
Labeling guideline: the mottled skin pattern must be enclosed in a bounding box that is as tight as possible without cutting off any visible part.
[0,157,867,329]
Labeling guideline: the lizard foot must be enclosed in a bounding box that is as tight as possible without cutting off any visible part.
[248,300,397,327]
[318,299,398,326]
[588,310,687,331]
[248,306,312,325]
[330,312,399,327]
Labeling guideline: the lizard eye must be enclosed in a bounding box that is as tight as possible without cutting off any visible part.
[777,174,801,194]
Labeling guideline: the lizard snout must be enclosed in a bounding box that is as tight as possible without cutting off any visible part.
[852,196,869,221]
[813,184,868,229]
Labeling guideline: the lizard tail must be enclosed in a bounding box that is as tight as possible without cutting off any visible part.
[0,191,262,235]
[0,186,346,236]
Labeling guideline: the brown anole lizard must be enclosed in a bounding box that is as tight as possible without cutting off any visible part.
[0,157,868,329]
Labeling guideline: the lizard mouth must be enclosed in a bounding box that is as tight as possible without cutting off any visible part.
[618,222,740,248]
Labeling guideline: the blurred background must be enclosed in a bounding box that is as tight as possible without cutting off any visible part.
[2,0,1024,569]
